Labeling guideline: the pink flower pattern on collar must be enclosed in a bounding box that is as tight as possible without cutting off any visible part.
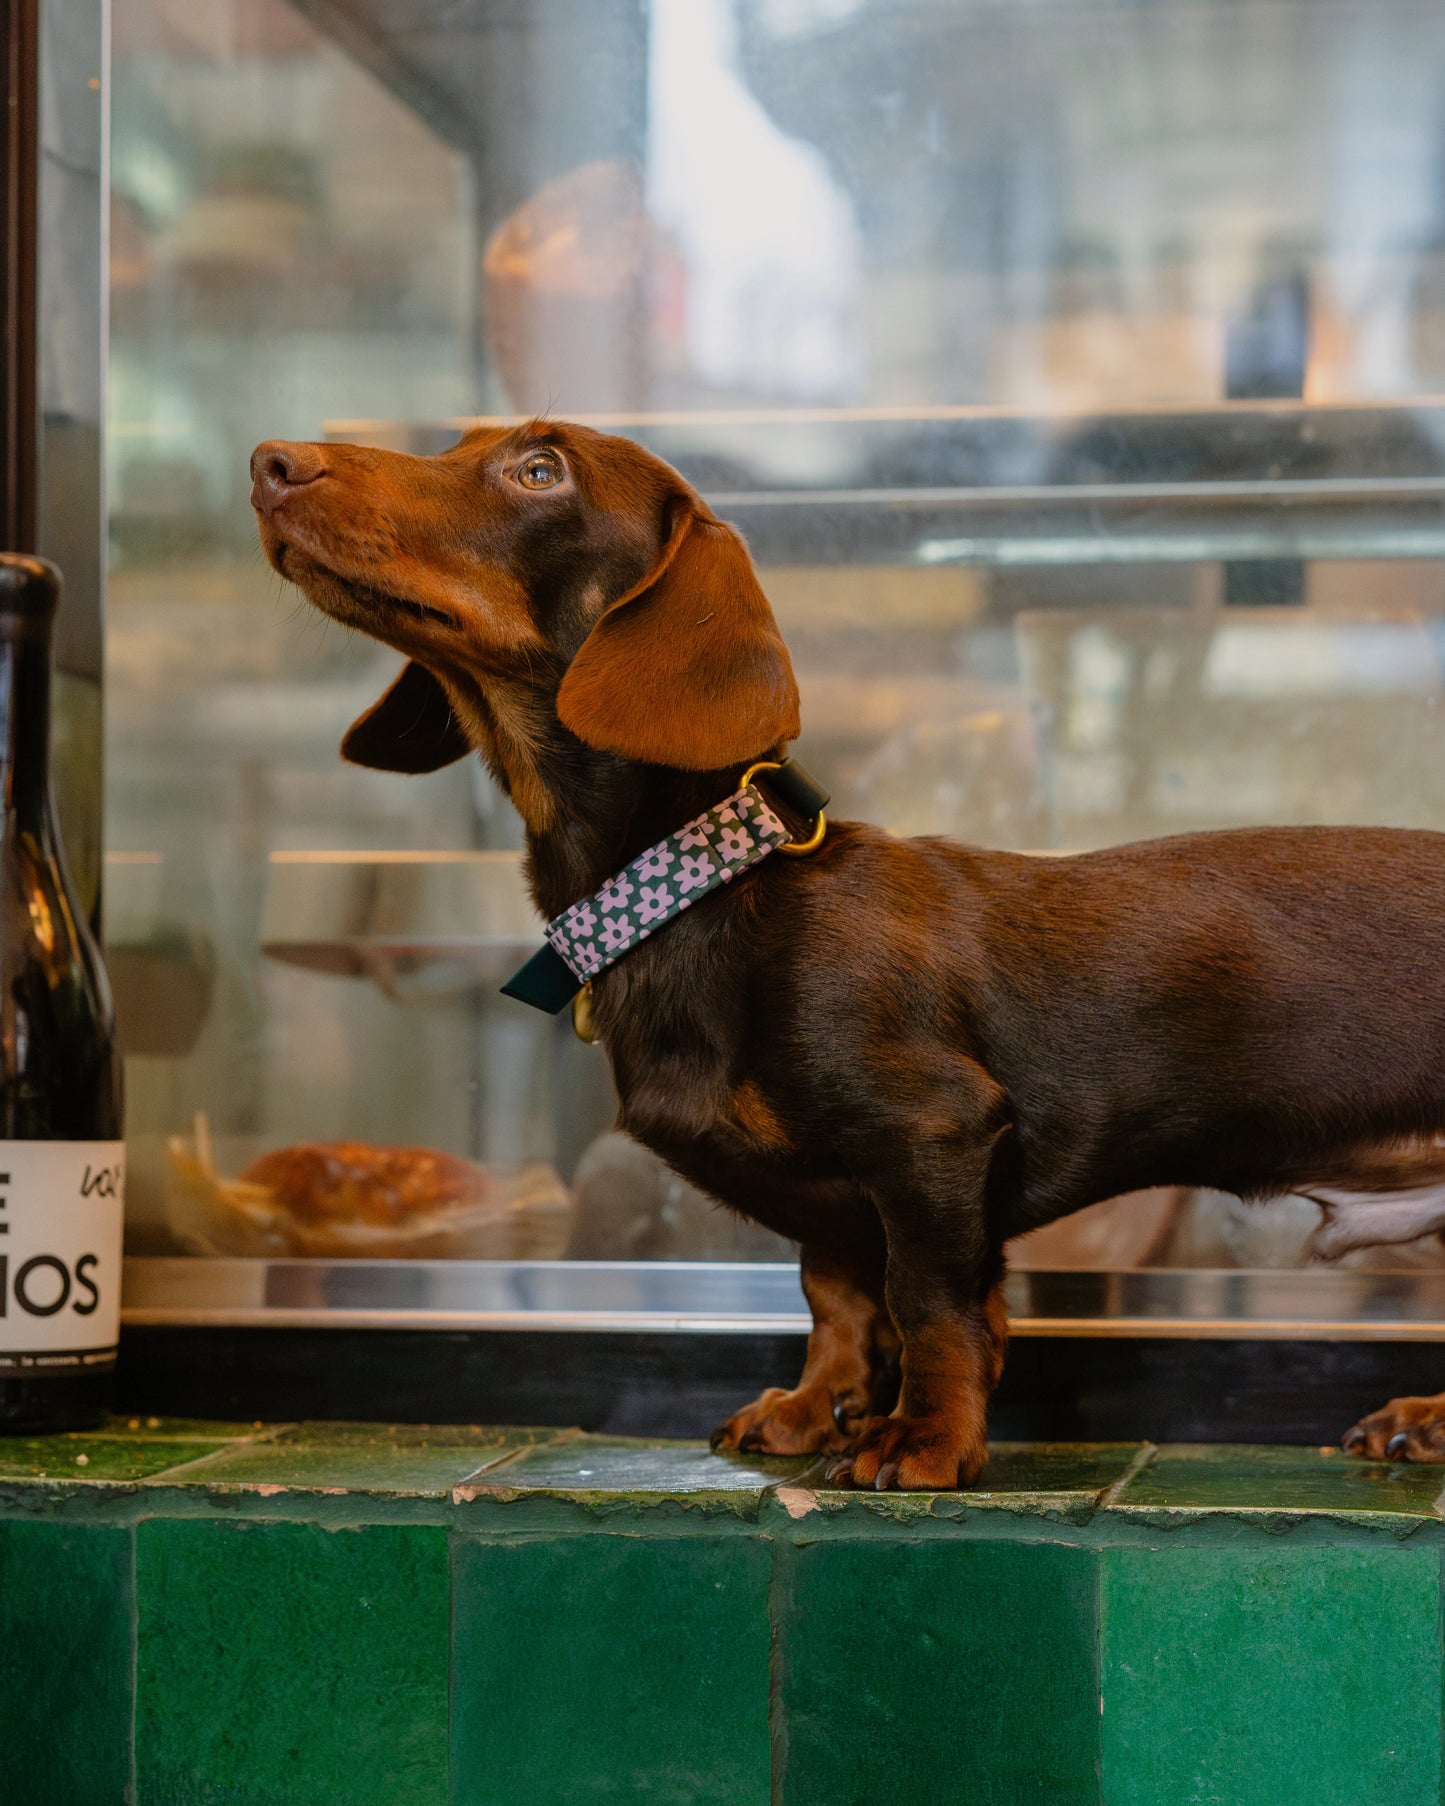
[546,784,790,983]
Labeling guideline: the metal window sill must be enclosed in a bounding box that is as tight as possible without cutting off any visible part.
[119,1258,1445,1340]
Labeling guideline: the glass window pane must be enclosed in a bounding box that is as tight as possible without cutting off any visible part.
[109,0,1445,1277]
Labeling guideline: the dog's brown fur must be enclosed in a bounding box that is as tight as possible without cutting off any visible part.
[253,419,1445,1487]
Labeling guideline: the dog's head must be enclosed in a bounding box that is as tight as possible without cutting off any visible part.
[250,421,799,787]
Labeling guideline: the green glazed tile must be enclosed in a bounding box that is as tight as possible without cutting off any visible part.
[1112,1443,1442,1518]
[475,1437,813,1496]
[969,1440,1144,1506]
[0,1413,272,1483]
[147,1425,527,1495]
[101,1413,268,1440]
[1101,1543,1441,1806]
[278,1420,564,1448]
[0,1433,237,1482]
[976,1440,1143,1487]
[136,1518,448,1806]
[452,1532,771,1804]
[0,1522,132,1805]
[776,1538,1100,1805]
[791,1442,1147,1528]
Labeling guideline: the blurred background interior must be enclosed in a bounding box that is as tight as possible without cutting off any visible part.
[99,0,1445,1274]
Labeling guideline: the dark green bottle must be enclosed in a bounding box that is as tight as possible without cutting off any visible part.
[0,555,123,1432]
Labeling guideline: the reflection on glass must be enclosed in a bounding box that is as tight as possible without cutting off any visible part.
[107,0,1445,1272]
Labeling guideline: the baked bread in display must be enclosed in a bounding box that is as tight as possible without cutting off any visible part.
[164,1126,572,1259]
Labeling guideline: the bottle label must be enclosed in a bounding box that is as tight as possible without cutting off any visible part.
[0,1141,124,1375]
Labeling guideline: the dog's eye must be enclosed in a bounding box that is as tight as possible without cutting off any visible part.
[515,451,564,490]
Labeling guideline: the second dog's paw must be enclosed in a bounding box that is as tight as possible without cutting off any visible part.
[710,1382,857,1456]
[822,1413,986,1491]
[1343,1393,1445,1461]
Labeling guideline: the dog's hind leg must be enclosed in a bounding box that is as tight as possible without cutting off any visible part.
[711,1244,897,1456]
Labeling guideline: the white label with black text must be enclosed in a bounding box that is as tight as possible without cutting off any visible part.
[0,1141,125,1373]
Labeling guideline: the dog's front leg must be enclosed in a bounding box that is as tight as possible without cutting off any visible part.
[828,1103,1010,1491]
[711,1245,897,1456]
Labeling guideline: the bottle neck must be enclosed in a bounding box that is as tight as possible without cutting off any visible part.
[0,624,55,832]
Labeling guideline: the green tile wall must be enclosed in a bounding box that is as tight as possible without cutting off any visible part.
[1,1423,1444,1806]
[135,1519,450,1806]
[0,1521,133,1806]
[451,1533,773,1805]
[774,1537,1101,1806]
[1100,1543,1443,1806]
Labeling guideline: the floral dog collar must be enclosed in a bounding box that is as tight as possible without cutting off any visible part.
[502,757,829,1016]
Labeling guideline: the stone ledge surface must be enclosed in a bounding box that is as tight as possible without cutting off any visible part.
[3,1420,1443,1805]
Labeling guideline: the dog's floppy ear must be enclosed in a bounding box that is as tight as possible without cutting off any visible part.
[341,660,471,772]
[556,498,800,770]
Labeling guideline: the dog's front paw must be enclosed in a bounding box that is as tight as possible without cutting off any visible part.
[823,1413,986,1491]
[710,1382,859,1456]
[1343,1393,1445,1461]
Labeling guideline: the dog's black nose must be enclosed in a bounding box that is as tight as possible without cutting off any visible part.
[250,440,326,515]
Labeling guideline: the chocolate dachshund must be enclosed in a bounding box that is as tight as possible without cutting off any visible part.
[252,418,1445,1486]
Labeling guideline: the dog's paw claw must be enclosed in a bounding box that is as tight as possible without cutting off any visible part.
[824,1456,853,1484]
[1343,1393,1445,1462]
[831,1413,985,1491]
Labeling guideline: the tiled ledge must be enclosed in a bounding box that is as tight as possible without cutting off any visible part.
[3,1420,1443,1805]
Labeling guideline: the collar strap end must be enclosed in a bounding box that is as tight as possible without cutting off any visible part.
[500,943,582,1014]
